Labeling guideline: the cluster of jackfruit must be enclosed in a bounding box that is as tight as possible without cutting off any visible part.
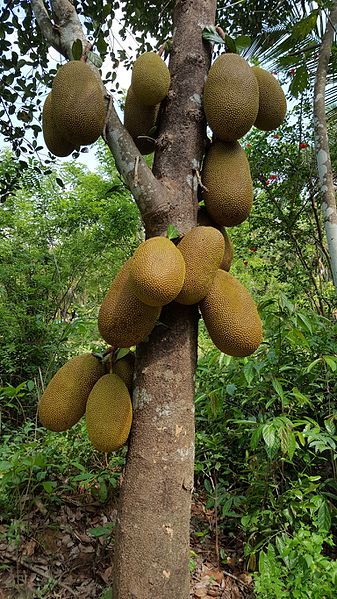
[201,54,287,227]
[42,60,106,157]
[38,351,134,453]
[124,52,170,154]
[98,225,262,358]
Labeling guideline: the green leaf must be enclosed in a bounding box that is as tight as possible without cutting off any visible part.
[87,51,103,68]
[202,26,226,45]
[305,358,322,373]
[72,39,83,60]
[289,65,309,98]
[87,524,114,538]
[291,10,319,41]
[166,224,180,240]
[235,35,251,50]
[272,378,284,399]
[262,423,276,448]
[116,348,131,360]
[42,481,57,493]
[323,355,337,372]
[317,499,331,532]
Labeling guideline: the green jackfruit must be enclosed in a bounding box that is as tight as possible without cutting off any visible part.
[98,259,161,347]
[202,140,253,227]
[124,86,159,154]
[252,67,287,131]
[131,52,170,106]
[129,237,186,307]
[86,373,132,453]
[200,270,263,357]
[203,53,259,141]
[42,93,75,157]
[176,227,224,305]
[51,61,105,146]
[111,353,135,391]
[38,354,104,432]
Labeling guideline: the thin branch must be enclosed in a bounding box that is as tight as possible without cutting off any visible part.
[30,0,61,52]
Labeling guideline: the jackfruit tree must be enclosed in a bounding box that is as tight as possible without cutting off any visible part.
[2,0,337,597]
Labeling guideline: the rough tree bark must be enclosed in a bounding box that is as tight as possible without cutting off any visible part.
[313,0,337,290]
[31,0,216,597]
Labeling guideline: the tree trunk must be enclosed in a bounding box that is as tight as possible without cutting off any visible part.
[313,0,337,289]
[112,1,216,597]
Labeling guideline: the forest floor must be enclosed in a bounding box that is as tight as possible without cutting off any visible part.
[0,490,255,599]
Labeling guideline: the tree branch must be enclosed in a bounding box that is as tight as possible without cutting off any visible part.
[31,0,62,53]
[30,0,169,223]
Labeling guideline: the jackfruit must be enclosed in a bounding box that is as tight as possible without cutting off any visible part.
[252,67,287,131]
[111,352,135,391]
[124,86,159,154]
[38,353,104,432]
[98,259,161,347]
[42,93,75,157]
[203,53,259,141]
[129,237,186,307]
[51,60,105,146]
[176,227,224,304]
[86,373,132,453]
[197,207,234,271]
[200,270,263,357]
[202,140,253,227]
[131,52,170,106]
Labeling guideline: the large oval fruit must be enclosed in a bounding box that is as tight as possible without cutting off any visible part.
[129,237,186,307]
[86,374,132,453]
[203,53,259,141]
[51,61,105,146]
[38,354,104,432]
[131,52,170,106]
[252,67,287,131]
[202,140,253,227]
[42,93,75,157]
[176,226,224,304]
[197,207,234,271]
[98,260,161,347]
[124,86,159,154]
[200,270,263,357]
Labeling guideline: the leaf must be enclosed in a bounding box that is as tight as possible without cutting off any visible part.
[42,481,57,493]
[262,423,276,449]
[116,348,131,360]
[235,35,251,50]
[166,224,180,240]
[305,358,322,373]
[87,51,103,68]
[289,64,309,98]
[317,499,331,532]
[323,355,337,372]
[272,378,284,400]
[291,10,319,41]
[72,39,83,60]
[87,523,114,538]
[202,26,226,45]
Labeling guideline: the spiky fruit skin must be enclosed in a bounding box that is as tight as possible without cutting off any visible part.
[111,353,135,391]
[51,61,105,146]
[131,52,170,106]
[86,374,132,453]
[203,54,259,141]
[98,259,161,347]
[124,86,159,154]
[252,67,287,131]
[202,141,253,227]
[38,354,104,432]
[42,93,75,157]
[200,270,263,357]
[129,237,186,307]
[196,207,234,271]
[176,227,224,305]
